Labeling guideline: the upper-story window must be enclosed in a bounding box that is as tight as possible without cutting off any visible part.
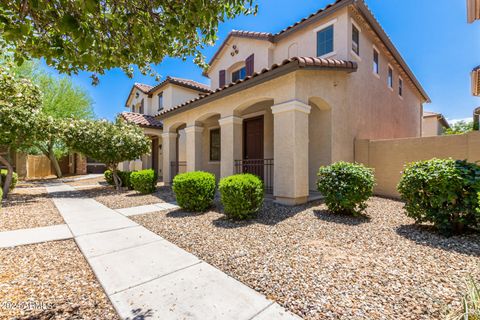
[232,67,247,82]
[158,92,163,111]
[316,25,334,57]
[131,104,135,113]
[352,24,360,55]
[399,77,403,97]
[388,66,393,88]
[139,99,144,114]
[373,48,379,75]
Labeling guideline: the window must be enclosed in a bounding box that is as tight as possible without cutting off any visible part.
[158,92,163,111]
[209,129,221,161]
[231,67,246,82]
[131,104,135,112]
[139,99,144,114]
[352,24,360,55]
[388,66,393,88]
[317,25,334,57]
[399,78,403,97]
[373,48,379,75]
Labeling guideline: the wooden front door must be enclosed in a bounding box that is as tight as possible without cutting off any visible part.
[243,116,264,177]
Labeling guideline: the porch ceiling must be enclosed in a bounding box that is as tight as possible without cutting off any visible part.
[156,57,357,120]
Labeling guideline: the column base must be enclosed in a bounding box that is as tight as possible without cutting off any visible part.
[273,196,308,206]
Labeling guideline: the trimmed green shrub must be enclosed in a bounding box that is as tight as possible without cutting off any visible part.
[317,161,375,215]
[397,159,480,235]
[219,174,264,220]
[0,169,18,191]
[0,188,3,204]
[172,171,216,212]
[104,170,133,189]
[131,169,158,194]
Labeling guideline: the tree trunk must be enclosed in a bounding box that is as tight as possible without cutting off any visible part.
[0,154,13,199]
[111,166,122,190]
[48,147,63,178]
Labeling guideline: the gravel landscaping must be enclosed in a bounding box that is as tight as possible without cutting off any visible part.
[132,197,480,320]
[65,176,107,188]
[0,240,118,320]
[0,188,65,232]
[81,185,176,209]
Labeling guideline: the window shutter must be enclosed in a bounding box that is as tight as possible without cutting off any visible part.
[245,54,254,76]
[219,70,226,88]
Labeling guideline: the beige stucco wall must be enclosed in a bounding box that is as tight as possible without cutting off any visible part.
[355,131,480,198]
[422,116,444,136]
[208,37,274,89]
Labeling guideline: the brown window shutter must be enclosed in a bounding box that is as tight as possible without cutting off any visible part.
[245,54,254,76]
[219,70,226,88]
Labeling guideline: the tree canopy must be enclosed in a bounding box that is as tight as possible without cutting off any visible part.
[444,120,473,135]
[0,0,257,82]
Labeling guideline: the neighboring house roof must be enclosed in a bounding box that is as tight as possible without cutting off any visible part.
[120,112,163,129]
[423,111,450,129]
[124,77,211,107]
[157,57,357,119]
[204,0,430,103]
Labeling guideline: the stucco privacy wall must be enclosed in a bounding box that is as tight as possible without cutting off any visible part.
[355,131,480,198]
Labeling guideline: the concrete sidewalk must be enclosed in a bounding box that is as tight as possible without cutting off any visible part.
[46,183,301,320]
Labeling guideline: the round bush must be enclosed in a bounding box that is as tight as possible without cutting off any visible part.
[104,170,114,185]
[131,169,158,194]
[0,169,18,191]
[398,158,480,234]
[219,174,264,220]
[104,170,133,189]
[172,171,216,212]
[317,161,374,215]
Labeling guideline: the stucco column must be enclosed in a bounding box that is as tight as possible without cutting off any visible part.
[185,126,204,172]
[219,116,243,178]
[271,100,311,205]
[161,132,178,185]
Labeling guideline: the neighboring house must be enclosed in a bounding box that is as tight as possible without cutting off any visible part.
[119,77,211,177]
[155,0,430,205]
[422,111,450,137]
[467,0,480,23]
[472,65,480,96]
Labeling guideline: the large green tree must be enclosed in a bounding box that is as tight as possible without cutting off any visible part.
[0,0,257,82]
[65,119,150,189]
[0,62,42,198]
[444,120,474,135]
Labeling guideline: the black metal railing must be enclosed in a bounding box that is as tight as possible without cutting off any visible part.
[170,161,187,182]
[234,159,274,193]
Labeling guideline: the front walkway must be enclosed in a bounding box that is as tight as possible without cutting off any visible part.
[45,183,301,320]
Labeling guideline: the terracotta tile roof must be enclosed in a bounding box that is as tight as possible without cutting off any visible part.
[120,112,163,129]
[157,57,357,119]
[134,83,153,93]
[148,76,211,95]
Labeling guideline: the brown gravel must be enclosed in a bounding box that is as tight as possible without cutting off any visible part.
[80,185,176,209]
[65,177,107,187]
[132,197,480,320]
[0,188,65,232]
[0,240,119,320]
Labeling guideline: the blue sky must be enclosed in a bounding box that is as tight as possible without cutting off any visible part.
[45,0,480,122]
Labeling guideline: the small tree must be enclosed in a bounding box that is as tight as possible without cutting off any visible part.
[0,63,42,198]
[444,120,473,135]
[66,119,150,190]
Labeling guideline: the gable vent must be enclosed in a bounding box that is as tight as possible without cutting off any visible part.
[473,67,480,96]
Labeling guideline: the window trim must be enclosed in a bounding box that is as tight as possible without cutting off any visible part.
[372,46,380,78]
[316,24,335,58]
[209,128,221,162]
[351,23,360,57]
[398,76,404,98]
[387,64,394,90]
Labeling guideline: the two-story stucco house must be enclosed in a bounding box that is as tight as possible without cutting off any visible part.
[153,0,430,205]
[422,111,450,137]
[119,77,211,176]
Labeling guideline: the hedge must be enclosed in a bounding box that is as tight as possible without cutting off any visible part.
[130,169,158,194]
[172,171,216,212]
[219,174,264,220]
[398,158,480,235]
[317,162,375,215]
[0,169,18,191]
